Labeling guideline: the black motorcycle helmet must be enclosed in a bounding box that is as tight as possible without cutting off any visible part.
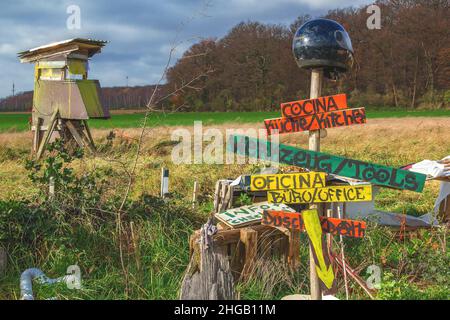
[293,18,354,78]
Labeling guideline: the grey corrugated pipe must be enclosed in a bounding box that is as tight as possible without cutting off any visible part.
[20,268,71,300]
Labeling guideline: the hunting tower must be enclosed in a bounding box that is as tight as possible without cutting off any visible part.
[18,38,110,159]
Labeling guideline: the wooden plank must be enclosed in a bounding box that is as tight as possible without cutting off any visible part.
[281,93,348,118]
[227,135,427,192]
[267,185,373,204]
[265,107,366,135]
[262,210,366,238]
[248,172,326,191]
[240,228,258,281]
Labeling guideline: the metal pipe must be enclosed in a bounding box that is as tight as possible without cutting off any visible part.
[20,268,70,300]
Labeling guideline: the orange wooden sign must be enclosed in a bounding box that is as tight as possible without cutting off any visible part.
[281,93,348,118]
[262,210,366,238]
[264,107,366,135]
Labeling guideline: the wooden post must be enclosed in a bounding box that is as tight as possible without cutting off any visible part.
[308,68,323,300]
[192,181,198,209]
[240,228,258,281]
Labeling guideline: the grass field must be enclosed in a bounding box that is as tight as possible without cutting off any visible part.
[0,117,449,300]
[0,109,449,132]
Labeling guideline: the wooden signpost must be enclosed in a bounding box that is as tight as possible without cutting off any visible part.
[224,73,426,299]
[228,135,427,193]
[264,108,366,135]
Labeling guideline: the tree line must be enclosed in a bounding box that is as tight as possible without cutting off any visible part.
[1,0,449,112]
[0,85,164,112]
[164,0,450,111]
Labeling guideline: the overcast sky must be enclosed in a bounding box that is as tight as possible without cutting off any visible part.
[0,0,373,98]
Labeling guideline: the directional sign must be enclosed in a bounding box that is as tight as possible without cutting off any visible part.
[227,135,426,192]
[264,108,366,135]
[248,172,326,191]
[302,209,335,290]
[215,201,296,227]
[267,185,373,204]
[262,210,366,238]
[281,94,348,118]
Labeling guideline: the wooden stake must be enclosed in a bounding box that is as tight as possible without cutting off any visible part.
[240,228,258,281]
[192,181,198,209]
[337,206,349,300]
[160,167,169,198]
[308,68,323,300]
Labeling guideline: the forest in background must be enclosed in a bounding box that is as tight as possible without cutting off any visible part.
[1,0,449,112]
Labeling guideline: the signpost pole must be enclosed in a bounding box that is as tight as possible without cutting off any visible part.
[309,68,323,300]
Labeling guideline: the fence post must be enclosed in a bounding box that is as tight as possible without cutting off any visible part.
[160,168,169,199]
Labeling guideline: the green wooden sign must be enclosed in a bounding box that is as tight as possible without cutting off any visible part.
[227,135,426,192]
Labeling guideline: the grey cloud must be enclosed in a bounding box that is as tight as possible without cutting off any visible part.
[0,0,373,98]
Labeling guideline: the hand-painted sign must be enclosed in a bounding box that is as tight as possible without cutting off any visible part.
[264,108,366,135]
[215,201,296,227]
[227,135,426,192]
[248,172,326,191]
[267,185,372,204]
[262,210,366,238]
[303,209,335,289]
[281,94,348,118]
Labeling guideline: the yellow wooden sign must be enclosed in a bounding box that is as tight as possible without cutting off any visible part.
[267,185,372,204]
[302,209,334,289]
[250,172,326,191]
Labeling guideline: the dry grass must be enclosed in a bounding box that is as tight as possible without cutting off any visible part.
[0,117,448,210]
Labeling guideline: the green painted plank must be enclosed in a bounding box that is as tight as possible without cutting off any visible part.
[227,135,426,193]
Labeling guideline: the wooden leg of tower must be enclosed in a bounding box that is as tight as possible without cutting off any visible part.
[66,120,86,149]
[36,111,58,160]
[33,119,41,154]
[82,120,97,153]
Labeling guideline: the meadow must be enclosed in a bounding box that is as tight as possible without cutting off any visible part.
[0,116,449,300]
[0,109,450,132]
